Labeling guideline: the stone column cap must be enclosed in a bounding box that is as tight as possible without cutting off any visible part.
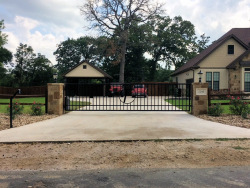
[47,83,65,86]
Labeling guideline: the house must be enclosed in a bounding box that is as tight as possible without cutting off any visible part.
[172,28,250,94]
[63,61,112,83]
[63,61,113,96]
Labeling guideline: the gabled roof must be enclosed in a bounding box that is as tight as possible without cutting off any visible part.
[63,61,113,79]
[227,49,250,69]
[172,28,250,76]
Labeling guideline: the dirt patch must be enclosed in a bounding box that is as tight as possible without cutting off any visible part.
[0,114,58,131]
[197,114,250,129]
[0,140,249,171]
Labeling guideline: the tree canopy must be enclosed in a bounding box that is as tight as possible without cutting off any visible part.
[12,43,54,86]
[0,20,13,86]
[81,0,164,83]
[54,14,209,83]
[0,12,210,86]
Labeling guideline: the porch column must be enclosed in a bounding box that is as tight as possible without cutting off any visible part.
[47,83,64,115]
[192,83,208,116]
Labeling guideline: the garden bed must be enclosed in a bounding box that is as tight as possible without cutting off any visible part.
[197,114,250,129]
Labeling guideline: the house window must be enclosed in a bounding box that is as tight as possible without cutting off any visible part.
[228,45,234,54]
[83,65,87,69]
[206,72,212,89]
[245,72,250,92]
[213,72,220,91]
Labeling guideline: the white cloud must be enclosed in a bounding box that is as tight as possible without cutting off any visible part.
[1,1,91,64]
[4,32,19,54]
[4,16,64,64]
[1,0,250,66]
[1,0,92,64]
[164,0,250,42]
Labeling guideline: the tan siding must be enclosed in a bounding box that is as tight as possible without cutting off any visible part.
[176,69,228,90]
[65,62,104,78]
[199,38,246,68]
[174,70,193,83]
[197,69,229,89]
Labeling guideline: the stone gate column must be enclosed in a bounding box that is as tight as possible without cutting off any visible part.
[47,83,64,115]
[192,83,208,116]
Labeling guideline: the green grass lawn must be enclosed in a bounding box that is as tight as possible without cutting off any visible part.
[166,99,192,111]
[211,99,231,104]
[0,104,46,114]
[209,100,232,114]
[0,97,45,114]
[210,99,250,114]
[0,97,45,104]
[0,96,91,113]
[66,101,91,111]
[0,97,91,114]
[166,99,250,114]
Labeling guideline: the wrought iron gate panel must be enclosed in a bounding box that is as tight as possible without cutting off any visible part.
[64,83,192,111]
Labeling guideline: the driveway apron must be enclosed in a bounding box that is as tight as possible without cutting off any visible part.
[0,111,249,142]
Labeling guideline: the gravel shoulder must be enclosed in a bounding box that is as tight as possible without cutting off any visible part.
[0,140,249,171]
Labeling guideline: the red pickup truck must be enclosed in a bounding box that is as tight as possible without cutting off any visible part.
[132,84,147,98]
[109,83,124,97]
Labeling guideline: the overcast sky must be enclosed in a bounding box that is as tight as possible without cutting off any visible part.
[0,0,249,65]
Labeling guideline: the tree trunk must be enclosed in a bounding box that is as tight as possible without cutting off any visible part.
[150,52,161,81]
[119,31,128,83]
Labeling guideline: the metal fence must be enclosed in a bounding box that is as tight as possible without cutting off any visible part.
[64,83,192,111]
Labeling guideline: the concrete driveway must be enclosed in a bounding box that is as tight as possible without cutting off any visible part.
[0,111,249,142]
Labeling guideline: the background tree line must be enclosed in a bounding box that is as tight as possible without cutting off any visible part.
[0,11,210,86]
[0,20,54,87]
[54,14,210,83]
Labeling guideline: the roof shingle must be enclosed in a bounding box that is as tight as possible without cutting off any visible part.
[172,28,250,76]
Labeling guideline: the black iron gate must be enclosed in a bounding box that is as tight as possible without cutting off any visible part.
[64,83,192,111]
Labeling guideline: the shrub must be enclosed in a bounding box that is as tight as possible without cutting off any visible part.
[7,99,24,119]
[208,103,223,116]
[241,109,248,119]
[227,95,249,117]
[31,101,43,116]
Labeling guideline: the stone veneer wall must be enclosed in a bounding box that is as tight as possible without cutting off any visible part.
[192,83,208,116]
[47,83,64,115]
[228,62,241,94]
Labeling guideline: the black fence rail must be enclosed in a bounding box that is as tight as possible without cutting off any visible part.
[0,86,46,95]
[64,83,192,111]
[0,94,48,113]
[208,91,250,106]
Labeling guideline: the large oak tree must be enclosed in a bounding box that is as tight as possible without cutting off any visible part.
[81,0,163,83]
